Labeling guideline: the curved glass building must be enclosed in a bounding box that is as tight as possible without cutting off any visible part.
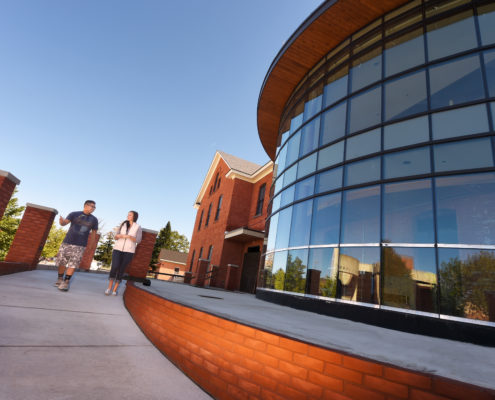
[257,0,495,334]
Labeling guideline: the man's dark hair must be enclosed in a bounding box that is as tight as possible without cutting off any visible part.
[84,200,96,206]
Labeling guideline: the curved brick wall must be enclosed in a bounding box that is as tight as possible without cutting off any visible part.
[124,283,495,400]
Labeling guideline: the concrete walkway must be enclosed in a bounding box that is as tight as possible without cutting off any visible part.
[0,270,211,400]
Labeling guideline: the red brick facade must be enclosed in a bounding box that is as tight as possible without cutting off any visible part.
[186,153,273,292]
[125,283,495,400]
[126,228,158,279]
[0,170,20,220]
[5,203,57,267]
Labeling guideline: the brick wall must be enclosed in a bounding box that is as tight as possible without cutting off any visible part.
[5,203,57,267]
[124,284,495,400]
[0,170,20,220]
[126,228,157,279]
[79,232,101,270]
[0,261,30,276]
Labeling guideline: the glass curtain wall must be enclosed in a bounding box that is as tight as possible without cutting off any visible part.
[260,0,495,325]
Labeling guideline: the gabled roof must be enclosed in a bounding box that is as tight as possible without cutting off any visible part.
[194,151,273,208]
[158,249,188,265]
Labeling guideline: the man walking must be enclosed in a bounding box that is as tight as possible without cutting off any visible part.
[54,200,99,291]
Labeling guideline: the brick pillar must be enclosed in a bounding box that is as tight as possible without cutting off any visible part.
[0,170,20,220]
[191,259,209,287]
[126,228,157,279]
[225,264,240,291]
[78,232,101,271]
[5,203,57,268]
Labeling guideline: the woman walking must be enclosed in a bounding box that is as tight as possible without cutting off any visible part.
[106,211,142,295]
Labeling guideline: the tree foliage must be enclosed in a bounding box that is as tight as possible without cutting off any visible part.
[94,232,115,267]
[41,224,67,259]
[0,190,25,260]
[150,221,190,268]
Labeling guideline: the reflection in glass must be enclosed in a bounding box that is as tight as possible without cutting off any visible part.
[385,28,424,77]
[478,3,495,45]
[383,147,431,179]
[324,75,348,108]
[275,207,292,249]
[271,193,281,214]
[434,138,493,172]
[385,69,427,121]
[383,179,434,243]
[484,50,495,97]
[283,164,297,188]
[426,11,477,61]
[297,153,317,179]
[294,176,315,201]
[310,192,341,245]
[350,47,382,92]
[429,54,484,109]
[384,116,429,150]
[341,185,380,243]
[303,95,322,122]
[320,102,347,146]
[348,86,381,133]
[307,248,339,297]
[289,199,313,247]
[274,174,284,195]
[338,247,380,304]
[270,251,288,290]
[435,173,495,245]
[300,118,321,157]
[432,104,489,140]
[280,185,295,208]
[266,213,279,253]
[382,247,437,312]
[290,113,303,134]
[438,248,495,322]
[275,145,287,177]
[344,156,380,186]
[318,141,344,170]
[285,249,308,293]
[285,131,301,169]
[316,167,343,194]
[346,128,381,160]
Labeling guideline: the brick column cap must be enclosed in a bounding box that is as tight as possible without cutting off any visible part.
[26,203,58,214]
[142,228,158,235]
[0,170,21,185]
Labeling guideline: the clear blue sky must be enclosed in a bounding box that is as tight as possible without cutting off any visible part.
[0,0,321,240]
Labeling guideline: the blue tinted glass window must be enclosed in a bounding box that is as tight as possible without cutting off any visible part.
[346,128,381,160]
[272,251,288,291]
[290,113,303,133]
[275,207,292,249]
[316,167,343,194]
[274,174,284,195]
[344,156,380,186]
[384,147,431,179]
[384,116,429,150]
[427,11,478,61]
[432,104,489,140]
[283,164,297,187]
[385,29,425,77]
[285,131,301,169]
[280,185,295,208]
[382,247,437,312]
[429,54,484,109]
[385,69,427,121]
[438,248,495,322]
[307,247,338,297]
[275,145,287,178]
[435,173,495,245]
[271,193,281,214]
[303,95,322,122]
[434,138,493,172]
[484,49,495,98]
[297,153,317,179]
[341,185,380,243]
[285,249,308,293]
[383,179,434,243]
[310,192,341,245]
[478,3,495,46]
[300,118,321,157]
[289,199,313,247]
[348,86,381,133]
[317,141,344,170]
[338,247,380,304]
[280,130,290,147]
[350,48,382,92]
[324,75,348,108]
[320,102,347,146]
[266,213,279,253]
[294,176,315,201]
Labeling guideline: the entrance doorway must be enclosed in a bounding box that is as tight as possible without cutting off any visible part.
[239,246,260,293]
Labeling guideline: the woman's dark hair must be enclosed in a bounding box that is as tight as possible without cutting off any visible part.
[119,211,139,233]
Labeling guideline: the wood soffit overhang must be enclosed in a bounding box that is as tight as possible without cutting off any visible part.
[257,0,411,160]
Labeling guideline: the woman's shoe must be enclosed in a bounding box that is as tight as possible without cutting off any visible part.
[105,289,111,295]
[112,291,118,296]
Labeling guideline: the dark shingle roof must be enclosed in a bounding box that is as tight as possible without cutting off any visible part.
[158,249,188,264]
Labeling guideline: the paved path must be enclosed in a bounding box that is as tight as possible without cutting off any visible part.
[0,270,211,400]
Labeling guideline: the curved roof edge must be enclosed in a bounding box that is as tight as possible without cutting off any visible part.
[257,0,410,160]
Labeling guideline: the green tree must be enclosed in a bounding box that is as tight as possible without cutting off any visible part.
[150,221,172,269]
[41,224,67,259]
[94,232,115,267]
[0,190,25,260]
[168,230,190,253]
